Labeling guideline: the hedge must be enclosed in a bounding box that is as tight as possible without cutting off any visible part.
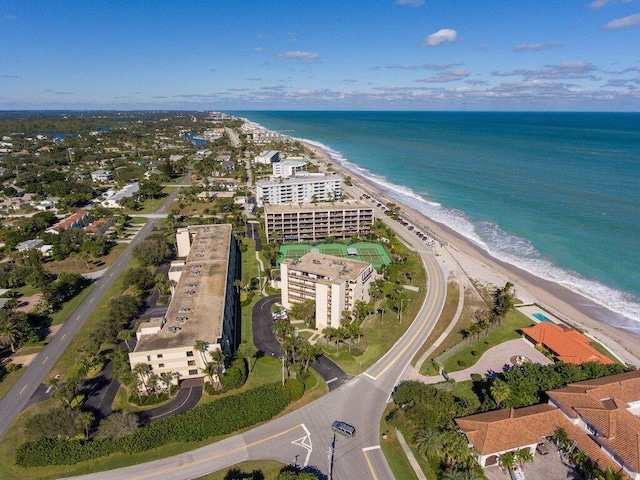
[16,382,291,467]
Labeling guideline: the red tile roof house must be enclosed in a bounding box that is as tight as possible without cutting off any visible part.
[456,370,640,478]
[45,209,90,235]
[521,322,613,365]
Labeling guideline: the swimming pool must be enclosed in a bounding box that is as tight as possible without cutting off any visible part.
[532,312,555,323]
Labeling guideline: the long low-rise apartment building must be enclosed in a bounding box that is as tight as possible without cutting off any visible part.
[264,200,374,242]
[281,252,374,331]
[256,173,342,207]
[129,224,239,384]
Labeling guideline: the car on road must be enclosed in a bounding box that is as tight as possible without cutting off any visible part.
[331,420,356,437]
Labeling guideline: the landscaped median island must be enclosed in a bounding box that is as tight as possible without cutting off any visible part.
[16,382,291,467]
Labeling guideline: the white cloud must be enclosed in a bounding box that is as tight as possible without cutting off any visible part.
[491,62,599,80]
[423,29,458,47]
[512,42,563,52]
[416,69,471,83]
[276,51,322,61]
[590,0,632,10]
[394,0,424,6]
[603,13,640,29]
[422,62,464,70]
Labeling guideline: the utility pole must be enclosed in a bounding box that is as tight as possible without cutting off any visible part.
[327,434,336,480]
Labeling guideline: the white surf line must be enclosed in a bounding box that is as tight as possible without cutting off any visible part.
[291,423,313,467]
[325,377,338,384]
[362,445,381,452]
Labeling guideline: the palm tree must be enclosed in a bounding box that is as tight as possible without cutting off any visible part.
[414,427,441,457]
[193,339,208,365]
[202,361,219,387]
[440,430,472,469]
[237,341,258,372]
[75,411,95,440]
[595,467,627,480]
[490,379,512,407]
[514,448,534,467]
[0,319,22,353]
[552,427,572,452]
[133,363,151,394]
[498,451,517,471]
[160,372,174,392]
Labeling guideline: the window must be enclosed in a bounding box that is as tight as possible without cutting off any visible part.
[188,360,196,366]
[147,355,151,362]
[188,369,198,375]
[157,354,163,359]
[158,363,165,368]
[186,351,194,357]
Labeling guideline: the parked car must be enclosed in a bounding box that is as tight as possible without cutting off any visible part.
[331,421,356,437]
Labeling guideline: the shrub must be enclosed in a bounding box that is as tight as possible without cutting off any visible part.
[457,360,468,368]
[6,363,22,373]
[16,383,291,467]
[471,373,482,382]
[286,378,305,401]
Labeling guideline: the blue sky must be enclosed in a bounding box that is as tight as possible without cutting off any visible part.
[1,0,639,110]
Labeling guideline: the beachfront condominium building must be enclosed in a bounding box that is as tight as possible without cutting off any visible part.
[264,200,374,243]
[254,150,280,165]
[272,158,307,178]
[281,252,374,331]
[256,173,342,207]
[129,224,239,384]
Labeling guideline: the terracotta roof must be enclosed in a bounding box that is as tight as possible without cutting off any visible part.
[521,322,613,365]
[48,209,89,233]
[548,370,640,473]
[455,404,567,455]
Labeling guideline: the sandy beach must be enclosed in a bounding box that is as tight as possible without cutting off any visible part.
[301,142,640,367]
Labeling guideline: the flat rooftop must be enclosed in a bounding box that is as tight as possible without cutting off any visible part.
[285,252,370,284]
[135,224,232,352]
[265,200,372,214]
[257,174,341,187]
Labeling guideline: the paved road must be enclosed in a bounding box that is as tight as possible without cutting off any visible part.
[69,196,447,479]
[0,176,186,439]
[252,295,350,392]
[137,385,203,424]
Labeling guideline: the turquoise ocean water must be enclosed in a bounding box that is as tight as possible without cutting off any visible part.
[230,111,640,333]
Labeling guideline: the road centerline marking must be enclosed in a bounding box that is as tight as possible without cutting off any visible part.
[363,449,380,480]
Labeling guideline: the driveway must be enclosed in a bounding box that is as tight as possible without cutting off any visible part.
[252,295,350,391]
[447,338,552,382]
[137,384,203,424]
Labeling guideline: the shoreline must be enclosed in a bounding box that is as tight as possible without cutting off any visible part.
[300,140,640,367]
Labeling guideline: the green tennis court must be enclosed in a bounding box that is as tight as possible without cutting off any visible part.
[279,242,391,269]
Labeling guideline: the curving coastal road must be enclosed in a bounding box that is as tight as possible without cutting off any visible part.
[63,186,447,480]
[0,178,186,439]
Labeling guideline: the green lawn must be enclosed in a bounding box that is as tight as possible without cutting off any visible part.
[379,405,420,480]
[111,385,175,413]
[442,309,535,373]
[125,186,175,214]
[50,284,94,326]
[195,461,285,480]
[0,368,25,402]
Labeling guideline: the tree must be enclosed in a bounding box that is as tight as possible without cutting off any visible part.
[160,371,174,392]
[497,451,517,471]
[132,236,170,267]
[123,267,155,291]
[297,339,321,371]
[288,299,315,327]
[440,430,473,469]
[490,379,511,408]
[237,342,258,372]
[75,411,95,440]
[95,412,139,439]
[133,363,151,393]
[414,427,441,457]
[514,448,533,467]
[0,316,22,352]
[552,427,572,452]
[596,466,627,480]
[193,339,208,365]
